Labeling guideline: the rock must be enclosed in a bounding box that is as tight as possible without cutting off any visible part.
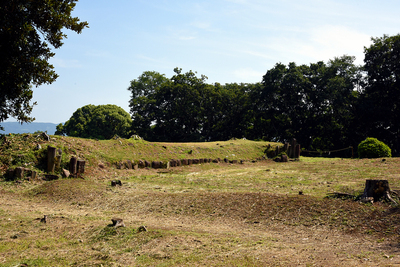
[111,218,125,228]
[137,225,147,232]
[111,180,122,187]
[125,160,133,169]
[35,143,42,150]
[152,161,161,169]
[281,154,288,162]
[170,159,177,167]
[138,160,145,168]
[41,132,50,141]
[44,174,59,181]
[40,215,48,223]
[62,169,70,178]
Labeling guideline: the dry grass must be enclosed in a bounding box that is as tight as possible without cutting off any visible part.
[1,135,400,266]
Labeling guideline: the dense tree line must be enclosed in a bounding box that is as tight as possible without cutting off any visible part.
[127,34,400,156]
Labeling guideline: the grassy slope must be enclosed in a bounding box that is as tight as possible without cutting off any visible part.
[1,135,400,266]
[0,134,278,175]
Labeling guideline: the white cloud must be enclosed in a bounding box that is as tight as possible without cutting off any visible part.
[309,25,372,64]
[233,68,264,82]
[51,58,82,68]
[263,25,372,65]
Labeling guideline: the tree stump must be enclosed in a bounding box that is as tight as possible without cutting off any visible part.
[362,179,397,204]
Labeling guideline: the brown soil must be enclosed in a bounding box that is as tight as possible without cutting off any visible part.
[1,163,400,266]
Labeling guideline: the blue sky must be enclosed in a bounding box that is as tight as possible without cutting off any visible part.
[10,0,400,124]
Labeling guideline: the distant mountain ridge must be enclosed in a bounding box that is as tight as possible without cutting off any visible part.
[0,122,58,135]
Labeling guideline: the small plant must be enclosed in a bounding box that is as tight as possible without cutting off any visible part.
[358,137,391,158]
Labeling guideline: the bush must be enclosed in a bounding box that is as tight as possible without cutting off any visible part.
[358,137,391,158]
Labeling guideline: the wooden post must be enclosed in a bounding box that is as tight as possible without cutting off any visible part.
[284,142,289,154]
[69,157,77,176]
[290,139,297,158]
[295,144,301,158]
[55,148,62,170]
[275,146,280,156]
[15,167,24,179]
[47,146,56,173]
[77,160,85,174]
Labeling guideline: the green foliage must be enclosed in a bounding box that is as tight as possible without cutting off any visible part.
[128,68,253,142]
[59,104,132,140]
[360,34,400,153]
[0,0,88,127]
[254,56,361,150]
[358,137,391,158]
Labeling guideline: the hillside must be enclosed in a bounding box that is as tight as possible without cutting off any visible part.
[0,122,58,135]
[0,134,277,176]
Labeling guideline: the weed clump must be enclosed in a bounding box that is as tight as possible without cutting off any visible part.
[358,137,391,158]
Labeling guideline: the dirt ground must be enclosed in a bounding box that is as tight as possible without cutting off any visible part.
[1,161,400,266]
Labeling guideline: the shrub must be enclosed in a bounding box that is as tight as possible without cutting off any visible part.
[358,137,391,158]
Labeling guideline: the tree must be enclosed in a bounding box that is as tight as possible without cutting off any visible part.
[0,0,88,129]
[127,71,169,140]
[254,56,361,151]
[151,68,209,141]
[361,34,400,154]
[56,104,132,140]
